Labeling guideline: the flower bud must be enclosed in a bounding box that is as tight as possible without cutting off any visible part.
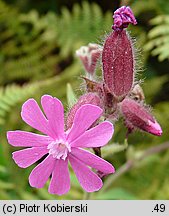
[76,43,102,77]
[120,98,162,136]
[102,6,137,100]
[129,84,145,102]
[66,93,101,129]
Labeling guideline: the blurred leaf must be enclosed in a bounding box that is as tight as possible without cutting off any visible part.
[144,15,169,61]
[0,189,10,199]
[96,188,138,200]
[55,1,112,57]
[0,180,14,189]
[102,141,128,157]
[143,75,167,102]
[19,191,40,200]
[0,84,37,125]
[66,83,77,107]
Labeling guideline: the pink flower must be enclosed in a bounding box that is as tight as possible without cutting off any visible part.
[7,95,115,195]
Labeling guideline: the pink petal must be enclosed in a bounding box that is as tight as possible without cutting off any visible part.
[29,155,55,188]
[70,121,114,148]
[147,120,162,136]
[69,155,103,192]
[67,104,102,142]
[71,148,115,174]
[7,131,52,147]
[41,95,65,140]
[48,159,70,195]
[12,147,49,168]
[21,99,51,136]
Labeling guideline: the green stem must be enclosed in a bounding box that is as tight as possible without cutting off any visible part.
[100,142,169,193]
[101,160,133,193]
[83,192,91,200]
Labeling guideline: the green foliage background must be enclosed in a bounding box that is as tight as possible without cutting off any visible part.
[0,0,169,200]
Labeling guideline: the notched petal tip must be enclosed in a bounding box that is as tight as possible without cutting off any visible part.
[41,94,53,102]
[12,152,26,168]
[21,98,35,111]
[7,131,21,147]
[41,94,63,109]
[21,98,36,121]
[112,6,137,31]
[41,94,64,116]
[48,188,70,196]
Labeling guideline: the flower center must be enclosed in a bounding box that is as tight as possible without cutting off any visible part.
[47,141,71,160]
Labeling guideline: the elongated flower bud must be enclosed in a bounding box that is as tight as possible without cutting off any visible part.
[102,6,137,100]
[121,98,162,136]
[66,93,101,129]
[76,43,102,77]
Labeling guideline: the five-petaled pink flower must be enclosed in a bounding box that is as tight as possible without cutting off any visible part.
[7,95,115,195]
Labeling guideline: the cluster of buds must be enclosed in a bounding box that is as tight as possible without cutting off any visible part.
[68,6,162,138]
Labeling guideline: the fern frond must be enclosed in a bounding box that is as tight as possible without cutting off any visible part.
[150,15,169,25]
[132,0,161,16]
[144,15,169,61]
[0,83,38,125]
[0,0,58,83]
[148,24,169,38]
[132,0,169,15]
[55,1,112,57]
[0,61,81,126]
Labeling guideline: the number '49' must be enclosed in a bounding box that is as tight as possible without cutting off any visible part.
[154,204,165,212]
